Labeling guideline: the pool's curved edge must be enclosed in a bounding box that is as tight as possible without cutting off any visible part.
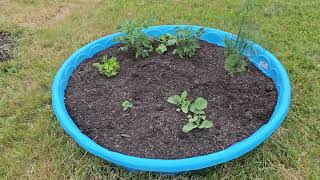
[52,25,291,173]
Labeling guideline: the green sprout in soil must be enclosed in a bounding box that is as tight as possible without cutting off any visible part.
[92,56,119,78]
[122,100,133,111]
[114,18,153,59]
[168,91,213,133]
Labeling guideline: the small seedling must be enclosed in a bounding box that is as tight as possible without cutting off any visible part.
[172,27,204,58]
[114,18,153,58]
[122,100,133,111]
[167,90,190,113]
[168,91,213,133]
[92,56,119,78]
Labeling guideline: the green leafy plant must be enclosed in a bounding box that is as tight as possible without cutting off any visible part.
[155,33,177,54]
[224,2,258,74]
[92,56,119,78]
[0,63,22,76]
[172,27,204,58]
[184,97,213,132]
[114,18,153,58]
[167,90,190,113]
[122,100,133,111]
[224,38,248,73]
[168,91,213,133]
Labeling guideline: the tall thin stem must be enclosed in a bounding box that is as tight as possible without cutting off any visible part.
[235,6,250,48]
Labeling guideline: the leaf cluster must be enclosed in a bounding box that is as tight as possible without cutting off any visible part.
[114,18,153,58]
[167,90,190,113]
[168,91,213,133]
[155,27,204,58]
[172,27,204,58]
[224,38,249,74]
[122,100,133,111]
[114,18,204,59]
[155,33,177,54]
[92,56,119,78]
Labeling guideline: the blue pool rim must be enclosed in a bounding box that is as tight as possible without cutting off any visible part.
[52,25,291,173]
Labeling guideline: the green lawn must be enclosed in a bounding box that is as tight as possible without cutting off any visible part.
[1,0,319,179]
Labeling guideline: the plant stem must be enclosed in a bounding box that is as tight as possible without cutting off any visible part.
[235,6,250,49]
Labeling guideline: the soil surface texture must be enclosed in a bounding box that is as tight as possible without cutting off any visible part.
[65,41,277,159]
[0,32,15,62]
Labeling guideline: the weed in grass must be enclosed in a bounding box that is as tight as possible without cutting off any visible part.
[114,18,153,59]
[92,56,119,78]
[0,63,22,75]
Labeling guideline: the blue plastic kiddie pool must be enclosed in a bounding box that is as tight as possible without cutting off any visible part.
[52,25,291,173]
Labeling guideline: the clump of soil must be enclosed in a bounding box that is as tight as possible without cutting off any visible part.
[65,41,277,159]
[0,32,15,62]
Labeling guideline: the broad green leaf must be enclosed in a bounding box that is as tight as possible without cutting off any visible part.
[198,110,205,114]
[176,108,181,112]
[195,119,201,125]
[181,91,188,99]
[190,106,205,114]
[182,100,190,107]
[191,97,208,110]
[188,117,197,123]
[156,44,167,54]
[193,114,199,120]
[167,95,181,104]
[199,120,213,129]
[181,105,189,113]
[183,123,198,133]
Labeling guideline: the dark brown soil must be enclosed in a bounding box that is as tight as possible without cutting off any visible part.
[65,41,277,159]
[0,32,15,62]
